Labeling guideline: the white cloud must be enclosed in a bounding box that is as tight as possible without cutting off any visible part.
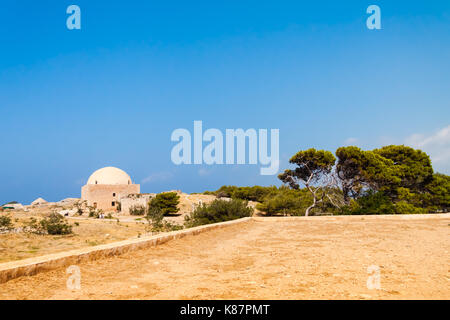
[141,172,174,184]
[405,125,450,174]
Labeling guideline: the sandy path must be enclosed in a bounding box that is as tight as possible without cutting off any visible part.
[0,216,449,300]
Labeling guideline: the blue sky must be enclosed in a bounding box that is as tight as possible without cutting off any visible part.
[1,1,449,204]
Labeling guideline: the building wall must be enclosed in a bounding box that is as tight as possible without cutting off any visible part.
[81,184,140,212]
[120,194,155,215]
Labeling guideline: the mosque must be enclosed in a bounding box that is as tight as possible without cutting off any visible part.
[81,167,140,212]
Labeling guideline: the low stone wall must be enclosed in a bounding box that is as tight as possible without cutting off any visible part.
[0,217,252,284]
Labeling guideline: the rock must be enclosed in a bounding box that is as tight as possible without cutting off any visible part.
[31,198,48,206]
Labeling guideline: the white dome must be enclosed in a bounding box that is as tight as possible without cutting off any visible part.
[87,167,132,185]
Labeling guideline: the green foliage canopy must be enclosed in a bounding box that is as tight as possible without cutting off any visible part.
[336,146,400,202]
[149,192,180,216]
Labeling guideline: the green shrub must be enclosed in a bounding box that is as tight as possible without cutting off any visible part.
[88,206,97,218]
[40,213,73,235]
[231,186,277,202]
[393,201,427,214]
[25,213,73,235]
[74,200,85,216]
[129,205,146,216]
[145,206,164,229]
[148,192,180,216]
[256,187,312,216]
[184,198,253,227]
[346,191,395,215]
[209,185,342,216]
[343,191,427,215]
[0,215,14,232]
[145,206,183,232]
[207,185,277,202]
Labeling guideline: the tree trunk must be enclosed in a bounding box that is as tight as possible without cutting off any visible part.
[305,204,313,216]
[305,193,317,216]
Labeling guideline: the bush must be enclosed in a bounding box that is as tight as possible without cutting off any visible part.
[207,185,277,202]
[345,191,395,215]
[239,186,278,202]
[184,199,253,227]
[74,200,85,216]
[207,185,337,216]
[145,206,164,229]
[88,206,97,218]
[393,201,427,214]
[129,205,146,216]
[145,206,183,232]
[256,187,312,216]
[25,213,73,235]
[148,192,180,216]
[342,191,427,215]
[40,213,73,235]
[0,215,14,232]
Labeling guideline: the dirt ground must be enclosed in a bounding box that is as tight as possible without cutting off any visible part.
[0,215,448,300]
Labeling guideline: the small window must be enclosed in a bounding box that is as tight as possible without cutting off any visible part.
[113,193,116,197]
[112,201,115,206]
[95,181,98,184]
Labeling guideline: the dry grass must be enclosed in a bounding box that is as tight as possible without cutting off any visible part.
[0,211,148,263]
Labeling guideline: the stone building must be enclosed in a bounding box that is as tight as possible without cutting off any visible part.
[81,167,140,212]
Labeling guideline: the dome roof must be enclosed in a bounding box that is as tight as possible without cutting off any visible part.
[87,167,132,185]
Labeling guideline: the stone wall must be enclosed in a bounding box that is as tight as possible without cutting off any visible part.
[120,193,155,215]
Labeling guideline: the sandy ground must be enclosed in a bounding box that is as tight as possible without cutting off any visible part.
[0,215,448,300]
